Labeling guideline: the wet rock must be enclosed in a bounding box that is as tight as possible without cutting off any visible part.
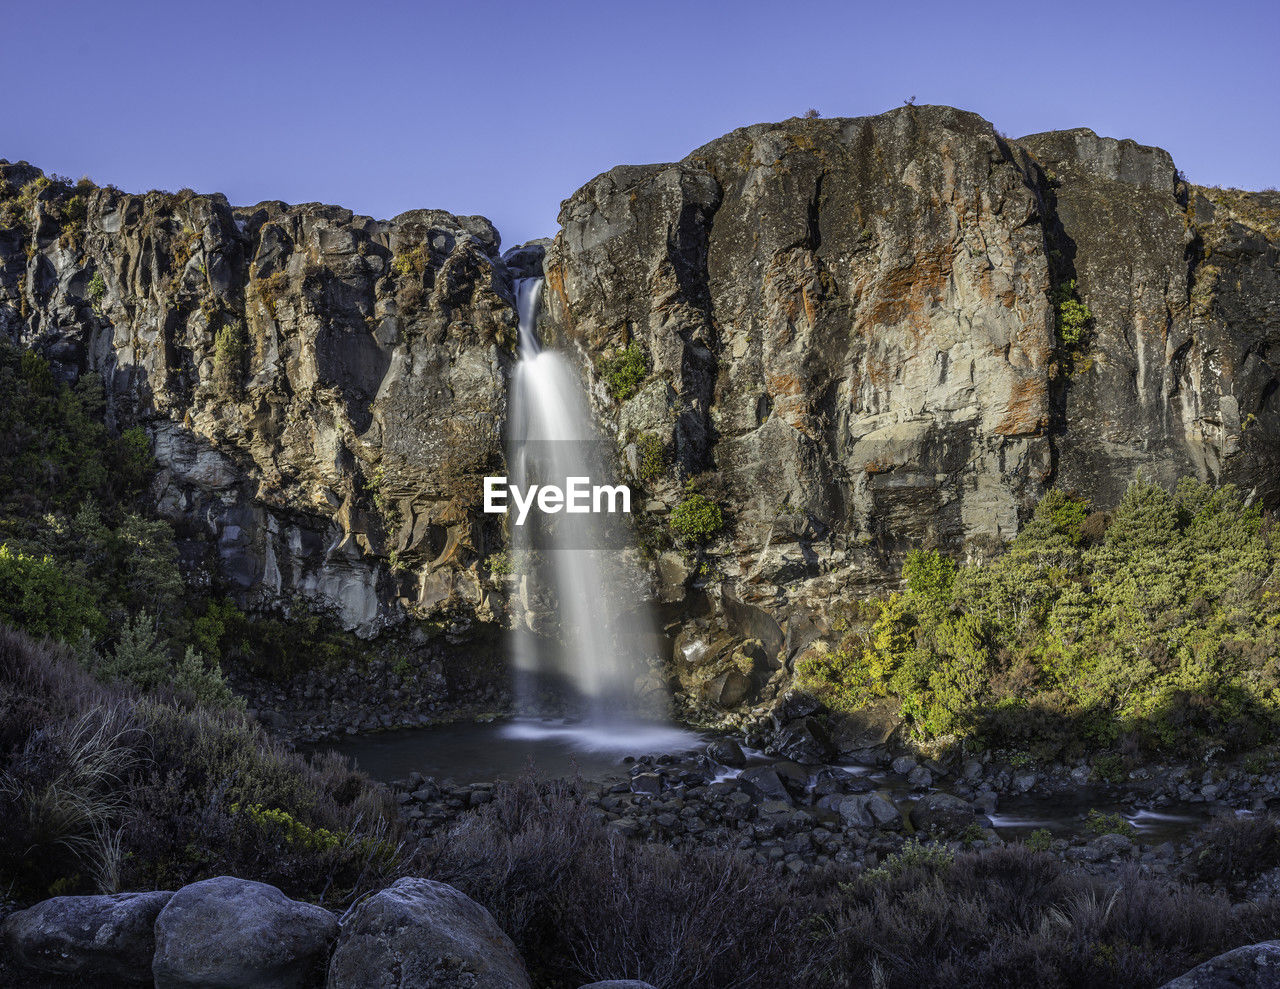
[2,890,173,984]
[327,878,530,988]
[153,876,338,989]
[706,738,747,767]
[1074,833,1135,862]
[827,701,904,754]
[738,766,792,804]
[1159,941,1280,988]
[909,793,975,834]
[891,756,918,776]
[630,773,663,795]
[772,717,834,764]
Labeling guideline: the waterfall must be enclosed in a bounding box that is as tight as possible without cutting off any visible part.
[502,278,688,750]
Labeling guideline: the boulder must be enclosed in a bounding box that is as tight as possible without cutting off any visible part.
[705,738,747,767]
[1159,941,1280,988]
[837,793,901,829]
[153,876,338,989]
[2,890,173,984]
[909,793,976,834]
[773,691,821,723]
[578,983,657,988]
[700,669,753,708]
[772,717,834,764]
[738,766,792,804]
[827,701,904,753]
[327,878,530,988]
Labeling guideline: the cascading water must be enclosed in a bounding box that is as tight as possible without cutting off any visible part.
[503,278,693,750]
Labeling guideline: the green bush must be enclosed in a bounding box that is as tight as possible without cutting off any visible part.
[598,343,648,401]
[87,271,106,309]
[806,477,1280,759]
[635,432,668,483]
[670,491,725,543]
[1054,278,1092,349]
[1084,810,1136,838]
[0,544,104,642]
[212,319,248,396]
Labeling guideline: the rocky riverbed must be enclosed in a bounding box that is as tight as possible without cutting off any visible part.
[379,720,1280,893]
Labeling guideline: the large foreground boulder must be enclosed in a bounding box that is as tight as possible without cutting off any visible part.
[326,878,530,988]
[153,876,338,988]
[578,982,658,988]
[2,890,173,984]
[1159,941,1280,988]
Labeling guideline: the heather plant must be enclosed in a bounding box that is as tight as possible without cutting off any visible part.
[0,626,399,906]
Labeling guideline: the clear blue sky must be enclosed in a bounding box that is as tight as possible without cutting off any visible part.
[3,0,1276,248]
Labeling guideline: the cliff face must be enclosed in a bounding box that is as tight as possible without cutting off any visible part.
[0,163,515,633]
[542,106,1280,636]
[2,104,1278,653]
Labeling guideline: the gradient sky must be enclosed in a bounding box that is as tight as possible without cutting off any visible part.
[3,0,1276,248]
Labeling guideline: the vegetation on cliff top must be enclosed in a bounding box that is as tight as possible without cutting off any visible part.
[797,479,1280,760]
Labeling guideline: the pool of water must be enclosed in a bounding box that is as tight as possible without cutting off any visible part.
[314,717,707,784]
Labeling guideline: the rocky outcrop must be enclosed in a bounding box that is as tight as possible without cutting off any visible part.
[326,877,530,989]
[0,165,515,635]
[1,890,173,984]
[152,876,338,988]
[541,105,1280,677]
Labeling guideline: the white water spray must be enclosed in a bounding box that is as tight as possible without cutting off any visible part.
[503,278,688,750]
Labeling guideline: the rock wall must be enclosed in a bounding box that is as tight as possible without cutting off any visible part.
[541,106,1280,649]
[0,164,516,634]
[2,104,1278,654]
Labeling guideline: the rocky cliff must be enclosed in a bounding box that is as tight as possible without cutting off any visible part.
[0,165,515,634]
[2,105,1277,659]
[541,106,1280,661]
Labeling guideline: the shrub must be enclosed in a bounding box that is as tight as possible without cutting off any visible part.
[1054,278,1092,349]
[1024,828,1054,851]
[87,271,106,309]
[212,319,248,396]
[1084,809,1136,838]
[670,491,724,543]
[487,550,513,578]
[0,626,400,906]
[860,839,954,883]
[0,544,104,642]
[428,776,818,988]
[1191,813,1280,885]
[807,477,1280,759]
[173,646,244,711]
[635,432,668,483]
[598,343,648,401]
[93,613,170,690]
